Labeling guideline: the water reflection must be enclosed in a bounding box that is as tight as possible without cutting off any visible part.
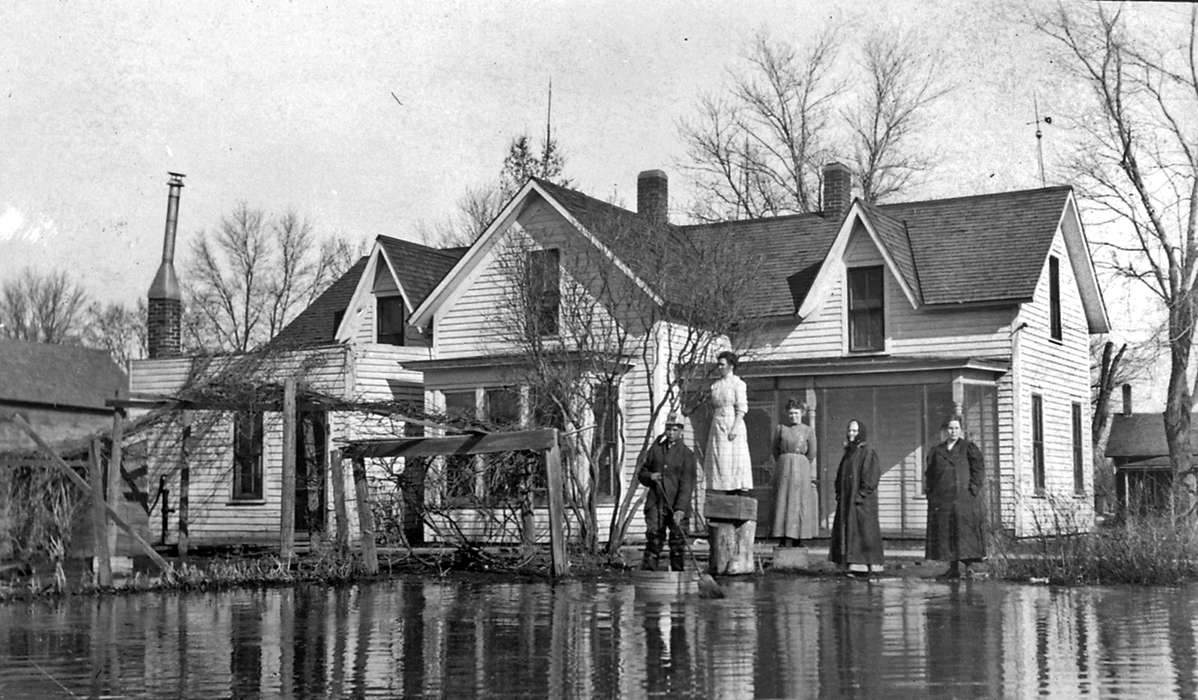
[1,577,1196,698]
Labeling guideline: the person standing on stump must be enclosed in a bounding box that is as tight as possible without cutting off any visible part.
[771,399,818,548]
[924,415,987,579]
[829,419,884,577]
[636,414,698,572]
[706,350,752,493]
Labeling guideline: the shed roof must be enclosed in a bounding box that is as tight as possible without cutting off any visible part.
[0,339,126,410]
[1106,412,1198,459]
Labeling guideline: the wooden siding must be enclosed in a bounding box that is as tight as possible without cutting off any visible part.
[1010,231,1095,535]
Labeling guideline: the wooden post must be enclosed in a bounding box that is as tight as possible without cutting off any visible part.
[705,491,757,575]
[0,411,172,577]
[351,456,378,575]
[108,411,125,559]
[280,378,297,563]
[330,448,349,554]
[178,419,190,560]
[543,437,567,578]
[89,437,112,586]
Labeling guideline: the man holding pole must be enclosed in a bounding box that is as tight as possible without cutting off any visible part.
[636,414,698,572]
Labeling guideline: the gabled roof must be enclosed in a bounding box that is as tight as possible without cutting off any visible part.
[271,256,369,348]
[410,177,1107,328]
[0,340,126,410]
[273,235,467,349]
[1106,413,1198,459]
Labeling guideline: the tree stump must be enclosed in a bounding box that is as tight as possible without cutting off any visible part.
[705,491,757,575]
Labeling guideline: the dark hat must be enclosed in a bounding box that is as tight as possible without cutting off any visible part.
[665,412,684,428]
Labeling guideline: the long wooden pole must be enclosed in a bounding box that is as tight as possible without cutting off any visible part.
[178,418,190,560]
[544,436,567,578]
[89,437,112,586]
[330,448,349,555]
[0,412,172,577]
[351,456,378,575]
[107,411,124,560]
[280,378,297,563]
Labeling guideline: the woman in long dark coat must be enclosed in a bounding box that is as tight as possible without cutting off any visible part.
[924,415,987,578]
[829,419,884,575]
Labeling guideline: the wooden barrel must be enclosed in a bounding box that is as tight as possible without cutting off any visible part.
[632,569,698,597]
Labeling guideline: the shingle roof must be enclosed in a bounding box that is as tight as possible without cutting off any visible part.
[534,181,1073,317]
[270,256,369,349]
[877,186,1072,305]
[0,340,126,410]
[1106,413,1198,459]
[271,236,468,349]
[378,236,468,309]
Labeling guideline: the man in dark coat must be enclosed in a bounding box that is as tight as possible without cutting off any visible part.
[636,414,698,572]
[924,415,987,578]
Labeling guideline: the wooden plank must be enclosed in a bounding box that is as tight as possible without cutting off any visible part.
[351,456,378,575]
[0,411,173,577]
[280,378,297,562]
[89,438,112,586]
[178,418,190,560]
[344,428,557,459]
[704,491,758,522]
[543,438,567,578]
[108,412,124,559]
[330,448,349,554]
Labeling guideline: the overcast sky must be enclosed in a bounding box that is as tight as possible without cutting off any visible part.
[0,0,1183,404]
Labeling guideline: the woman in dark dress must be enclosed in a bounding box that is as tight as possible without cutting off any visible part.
[829,419,884,575]
[924,415,987,578]
[770,399,818,547]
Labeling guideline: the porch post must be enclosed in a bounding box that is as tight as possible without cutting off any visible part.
[329,447,349,555]
[951,375,966,420]
[280,378,297,563]
[90,437,112,586]
[107,410,125,562]
[544,435,568,578]
[351,455,379,575]
[178,413,190,560]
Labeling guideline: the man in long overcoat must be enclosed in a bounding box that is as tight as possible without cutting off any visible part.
[636,415,698,572]
[924,415,987,578]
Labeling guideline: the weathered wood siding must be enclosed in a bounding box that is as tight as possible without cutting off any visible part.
[1011,230,1095,535]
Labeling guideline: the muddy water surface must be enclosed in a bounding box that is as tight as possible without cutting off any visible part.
[1,576,1195,698]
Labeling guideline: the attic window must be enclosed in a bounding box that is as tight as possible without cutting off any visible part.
[377,296,405,345]
[847,266,884,352]
[1049,256,1062,342]
[528,249,560,336]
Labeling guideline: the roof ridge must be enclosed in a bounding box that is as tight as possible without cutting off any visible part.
[879,184,1072,210]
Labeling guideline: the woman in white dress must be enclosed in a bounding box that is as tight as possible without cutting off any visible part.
[705,351,753,492]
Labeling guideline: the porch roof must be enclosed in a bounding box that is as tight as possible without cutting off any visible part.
[402,351,635,373]
[736,355,1010,378]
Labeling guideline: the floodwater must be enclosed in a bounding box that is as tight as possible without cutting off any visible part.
[1,576,1196,698]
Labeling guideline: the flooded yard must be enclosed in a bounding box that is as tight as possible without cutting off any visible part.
[1,575,1195,698]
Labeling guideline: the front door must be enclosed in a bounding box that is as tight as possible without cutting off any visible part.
[296,411,327,533]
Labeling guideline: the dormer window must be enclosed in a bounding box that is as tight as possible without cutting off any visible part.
[377,295,405,345]
[847,266,884,352]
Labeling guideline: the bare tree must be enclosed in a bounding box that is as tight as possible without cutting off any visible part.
[681,30,845,220]
[1035,4,1198,509]
[427,134,571,247]
[488,207,768,554]
[0,268,90,344]
[84,300,147,368]
[846,31,950,203]
[184,203,362,353]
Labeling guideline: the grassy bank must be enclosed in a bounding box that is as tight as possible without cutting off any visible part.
[989,514,1198,586]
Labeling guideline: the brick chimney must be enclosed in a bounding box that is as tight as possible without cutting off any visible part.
[822,162,852,217]
[637,169,668,224]
[1122,383,1132,417]
[147,173,185,359]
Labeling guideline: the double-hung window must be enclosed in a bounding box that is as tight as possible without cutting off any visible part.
[847,266,885,351]
[528,249,560,335]
[232,411,264,501]
[377,296,406,345]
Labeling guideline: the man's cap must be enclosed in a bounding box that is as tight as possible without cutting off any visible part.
[665,412,684,428]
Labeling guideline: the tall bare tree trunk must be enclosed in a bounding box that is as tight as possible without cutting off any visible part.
[1165,302,1197,516]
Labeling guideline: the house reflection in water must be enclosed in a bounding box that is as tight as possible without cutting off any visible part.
[0,579,1195,697]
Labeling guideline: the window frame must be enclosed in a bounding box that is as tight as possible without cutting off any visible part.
[376,294,406,345]
[1032,394,1046,495]
[1049,256,1062,343]
[846,265,885,352]
[592,381,621,501]
[231,410,265,502]
[528,248,560,336]
[1071,401,1085,496]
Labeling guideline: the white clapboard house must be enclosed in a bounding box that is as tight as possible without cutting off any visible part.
[129,163,1108,547]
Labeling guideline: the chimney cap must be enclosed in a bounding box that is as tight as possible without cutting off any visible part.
[638,169,667,181]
